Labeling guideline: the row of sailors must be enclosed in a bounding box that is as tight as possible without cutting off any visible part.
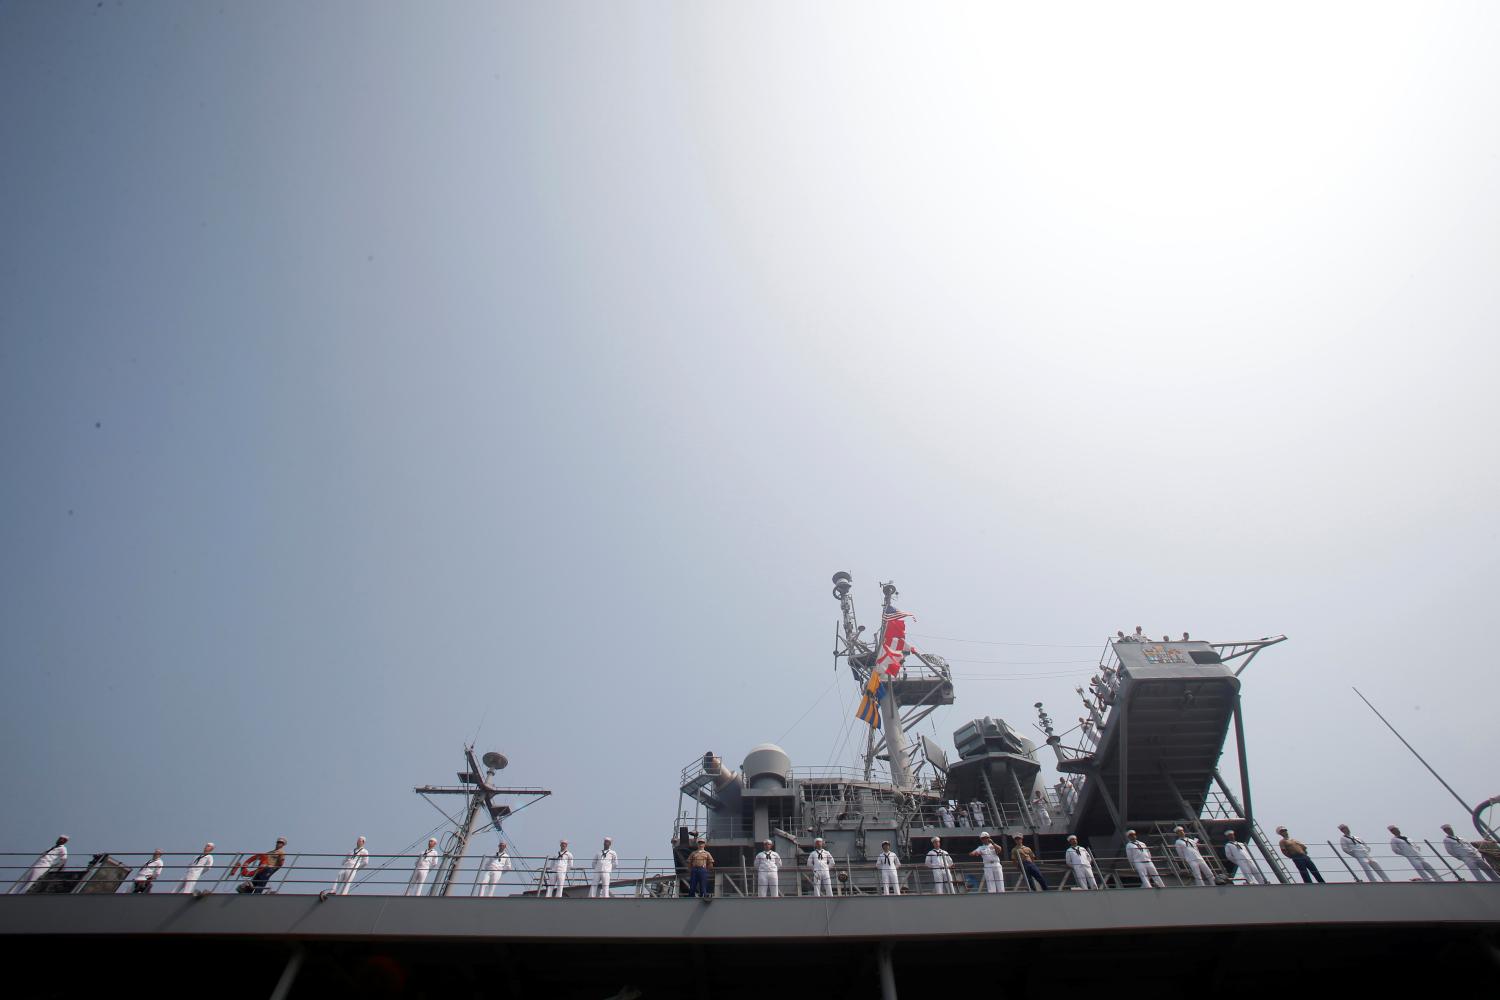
[1116,627,1190,643]
[933,789,1071,830]
[11,822,1495,897]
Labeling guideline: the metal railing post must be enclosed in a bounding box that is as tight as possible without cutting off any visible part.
[1425,840,1462,881]
[1327,841,1360,881]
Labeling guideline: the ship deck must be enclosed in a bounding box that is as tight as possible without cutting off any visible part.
[4,883,1497,997]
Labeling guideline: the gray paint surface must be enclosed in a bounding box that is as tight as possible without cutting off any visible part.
[2,884,1496,943]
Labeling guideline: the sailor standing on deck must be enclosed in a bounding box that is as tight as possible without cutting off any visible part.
[1064,836,1098,889]
[968,800,987,828]
[1387,826,1441,882]
[926,837,955,894]
[590,838,619,897]
[1222,831,1265,885]
[1031,791,1052,828]
[808,838,835,897]
[334,837,368,895]
[876,841,901,895]
[937,803,955,828]
[477,842,510,897]
[546,840,574,897]
[754,840,781,897]
[1337,825,1389,883]
[178,843,214,893]
[1126,830,1165,887]
[132,850,165,893]
[407,838,440,896]
[969,833,1006,893]
[1441,825,1499,882]
[1276,827,1325,884]
[1174,827,1215,886]
[10,836,68,894]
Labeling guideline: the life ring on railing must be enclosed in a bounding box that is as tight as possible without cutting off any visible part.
[234,853,270,878]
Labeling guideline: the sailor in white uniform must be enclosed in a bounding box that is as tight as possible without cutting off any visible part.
[477,842,510,897]
[406,838,440,896]
[1125,830,1164,887]
[10,836,68,894]
[1337,825,1389,883]
[754,840,781,897]
[937,803,955,828]
[1064,835,1098,889]
[1174,826,1215,885]
[969,832,1005,893]
[590,837,619,897]
[132,850,165,893]
[1441,824,1499,882]
[808,838,835,897]
[333,837,367,895]
[1031,792,1052,828]
[876,840,901,895]
[1388,826,1442,882]
[178,843,215,893]
[926,837,955,894]
[545,840,574,897]
[968,800,986,827]
[1222,830,1264,885]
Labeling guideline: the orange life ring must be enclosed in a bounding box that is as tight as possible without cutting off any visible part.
[235,853,270,878]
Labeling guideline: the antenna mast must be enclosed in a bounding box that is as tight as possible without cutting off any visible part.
[414,745,553,895]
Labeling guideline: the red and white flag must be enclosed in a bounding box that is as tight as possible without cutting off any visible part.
[877,607,914,676]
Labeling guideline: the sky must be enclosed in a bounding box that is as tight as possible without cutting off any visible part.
[2,2,1497,879]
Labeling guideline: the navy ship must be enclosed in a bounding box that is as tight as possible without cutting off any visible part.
[2,573,1497,999]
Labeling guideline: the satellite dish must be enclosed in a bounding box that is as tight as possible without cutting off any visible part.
[482,751,509,771]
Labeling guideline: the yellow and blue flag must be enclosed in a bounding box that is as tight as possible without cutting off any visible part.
[855,670,883,728]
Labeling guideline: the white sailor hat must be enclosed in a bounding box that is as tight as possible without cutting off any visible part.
[979,831,991,838]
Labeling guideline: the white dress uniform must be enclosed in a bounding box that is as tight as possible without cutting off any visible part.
[1222,840,1265,885]
[1390,836,1441,882]
[1032,797,1052,828]
[1126,838,1164,887]
[178,852,214,893]
[590,848,619,897]
[754,849,782,897]
[971,842,1005,893]
[406,846,440,896]
[134,856,164,892]
[1339,835,1389,883]
[477,848,511,897]
[1064,845,1098,889]
[1443,834,1499,882]
[926,847,955,894]
[1175,835,1214,885]
[545,849,574,897]
[937,806,955,828]
[808,848,835,896]
[334,846,368,895]
[876,850,901,895]
[968,801,986,827]
[11,844,67,894]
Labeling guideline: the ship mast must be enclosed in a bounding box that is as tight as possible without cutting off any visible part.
[831,572,915,788]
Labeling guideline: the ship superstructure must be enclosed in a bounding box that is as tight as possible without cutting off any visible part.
[672,573,1294,890]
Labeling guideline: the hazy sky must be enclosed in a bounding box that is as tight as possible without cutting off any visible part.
[2,2,1497,876]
